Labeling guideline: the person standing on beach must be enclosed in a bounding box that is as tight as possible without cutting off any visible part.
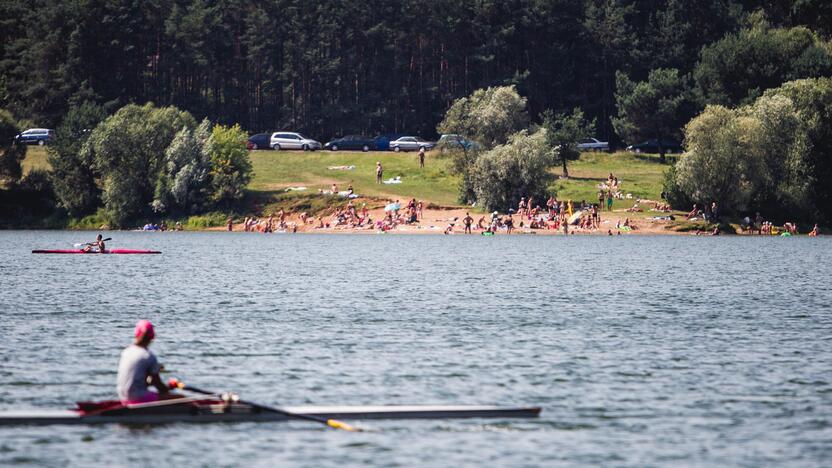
[606,191,613,211]
[419,147,425,168]
[376,161,383,183]
[463,212,474,234]
[226,218,233,231]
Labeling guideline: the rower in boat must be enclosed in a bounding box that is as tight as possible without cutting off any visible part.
[81,234,105,253]
[117,320,181,404]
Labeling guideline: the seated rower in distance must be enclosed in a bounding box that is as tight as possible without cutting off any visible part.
[82,234,105,253]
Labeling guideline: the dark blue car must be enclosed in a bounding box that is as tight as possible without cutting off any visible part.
[324,135,377,152]
[15,128,54,146]
[247,133,272,150]
[626,139,683,154]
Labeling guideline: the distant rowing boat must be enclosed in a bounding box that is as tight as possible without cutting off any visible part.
[32,249,161,254]
[0,400,541,426]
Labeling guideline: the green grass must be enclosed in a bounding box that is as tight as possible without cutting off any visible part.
[185,212,228,229]
[551,151,672,212]
[19,146,678,219]
[249,149,461,206]
[22,146,50,173]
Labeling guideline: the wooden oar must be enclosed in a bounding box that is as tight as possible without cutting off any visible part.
[168,378,362,432]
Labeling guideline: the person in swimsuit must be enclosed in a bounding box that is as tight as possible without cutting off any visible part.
[376,162,383,184]
[419,147,425,168]
[82,234,105,253]
[505,214,514,234]
[463,212,474,234]
[116,320,181,404]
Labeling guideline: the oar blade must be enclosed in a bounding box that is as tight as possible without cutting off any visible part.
[327,419,361,432]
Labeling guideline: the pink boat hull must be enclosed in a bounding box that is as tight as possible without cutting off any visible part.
[32,249,161,254]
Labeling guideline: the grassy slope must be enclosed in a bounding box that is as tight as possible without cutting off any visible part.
[22,147,676,217]
[21,146,50,173]
[249,149,461,206]
[552,152,674,213]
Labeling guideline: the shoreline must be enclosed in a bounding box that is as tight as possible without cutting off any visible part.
[201,206,733,236]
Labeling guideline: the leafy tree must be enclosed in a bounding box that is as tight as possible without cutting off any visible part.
[542,108,596,178]
[436,85,529,150]
[437,85,529,203]
[694,22,832,107]
[764,77,832,222]
[0,109,25,186]
[613,68,693,162]
[672,78,832,221]
[152,119,213,214]
[674,105,762,211]
[47,101,106,215]
[470,129,554,212]
[82,103,195,228]
[208,123,252,206]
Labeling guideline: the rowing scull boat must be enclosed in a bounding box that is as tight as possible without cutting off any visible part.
[0,402,541,426]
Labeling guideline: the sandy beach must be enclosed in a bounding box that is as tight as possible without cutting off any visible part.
[216,204,682,236]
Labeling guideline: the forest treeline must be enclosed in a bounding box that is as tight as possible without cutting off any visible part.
[2,0,831,142]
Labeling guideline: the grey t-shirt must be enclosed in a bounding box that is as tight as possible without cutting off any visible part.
[116,344,161,401]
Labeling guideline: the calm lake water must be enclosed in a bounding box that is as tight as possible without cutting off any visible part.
[1,231,831,467]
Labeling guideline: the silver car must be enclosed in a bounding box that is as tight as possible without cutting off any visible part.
[269,132,322,151]
[577,138,609,152]
[389,136,435,152]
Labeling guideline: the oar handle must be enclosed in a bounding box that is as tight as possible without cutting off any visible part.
[168,379,362,432]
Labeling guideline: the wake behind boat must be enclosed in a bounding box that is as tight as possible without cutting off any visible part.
[32,249,161,254]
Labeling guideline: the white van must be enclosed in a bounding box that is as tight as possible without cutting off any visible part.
[269,132,321,151]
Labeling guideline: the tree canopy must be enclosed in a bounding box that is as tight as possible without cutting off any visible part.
[671,77,832,222]
[613,68,692,161]
[2,1,829,144]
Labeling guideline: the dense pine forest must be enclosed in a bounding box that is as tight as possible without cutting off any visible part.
[2,0,830,141]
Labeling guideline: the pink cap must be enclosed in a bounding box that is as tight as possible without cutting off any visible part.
[134,320,155,340]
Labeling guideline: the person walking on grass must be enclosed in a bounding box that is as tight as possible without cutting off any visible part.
[419,147,425,168]
[376,161,383,184]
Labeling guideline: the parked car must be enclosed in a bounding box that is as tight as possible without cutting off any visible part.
[626,139,683,154]
[15,128,54,146]
[373,134,406,151]
[269,132,321,151]
[577,137,609,152]
[437,134,481,151]
[389,136,436,152]
[324,135,377,152]
[247,133,272,150]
